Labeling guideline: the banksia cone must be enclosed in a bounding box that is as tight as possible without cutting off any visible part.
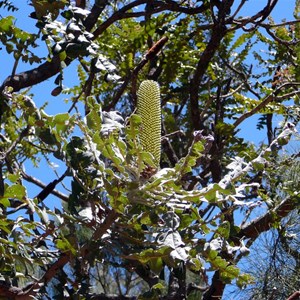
[137,80,161,167]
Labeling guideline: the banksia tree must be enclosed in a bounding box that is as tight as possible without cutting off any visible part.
[137,80,162,167]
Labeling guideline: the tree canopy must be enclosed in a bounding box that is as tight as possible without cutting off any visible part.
[0,0,299,299]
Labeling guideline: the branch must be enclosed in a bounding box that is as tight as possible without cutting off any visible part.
[236,195,299,242]
[262,19,300,28]
[204,122,297,299]
[92,0,209,39]
[230,0,279,31]
[189,0,234,130]
[0,56,62,93]
[0,126,30,162]
[21,171,69,202]
[233,82,300,128]
[41,253,70,285]
[80,208,118,260]
[202,271,224,300]
[84,0,109,32]
[287,291,300,300]
[0,207,118,299]
[202,197,298,300]
[0,1,110,94]
[92,0,148,38]
[103,36,168,111]
[0,253,70,299]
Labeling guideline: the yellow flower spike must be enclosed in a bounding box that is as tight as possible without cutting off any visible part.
[137,80,162,167]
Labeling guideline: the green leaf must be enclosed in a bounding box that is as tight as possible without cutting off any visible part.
[148,257,164,274]
[152,282,165,291]
[59,50,67,61]
[216,221,230,239]
[53,113,70,133]
[175,139,204,176]
[0,16,14,32]
[187,257,203,272]
[86,105,101,131]
[220,265,240,282]
[0,197,10,207]
[4,184,26,200]
[236,273,254,289]
[56,237,76,255]
[7,173,21,183]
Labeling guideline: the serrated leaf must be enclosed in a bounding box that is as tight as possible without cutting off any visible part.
[187,257,203,272]
[207,238,223,252]
[91,55,117,73]
[78,207,93,221]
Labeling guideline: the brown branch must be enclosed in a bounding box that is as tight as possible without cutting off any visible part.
[264,26,300,47]
[92,0,148,38]
[21,171,69,202]
[0,1,109,94]
[189,1,234,130]
[201,194,298,300]
[42,253,71,285]
[154,0,209,15]
[0,56,62,93]
[263,19,300,28]
[103,36,168,111]
[76,0,86,9]
[0,253,70,299]
[235,195,298,242]
[84,0,109,32]
[0,207,118,299]
[286,291,300,300]
[230,0,279,31]
[233,82,300,128]
[203,271,224,300]
[80,208,118,259]
[92,0,209,39]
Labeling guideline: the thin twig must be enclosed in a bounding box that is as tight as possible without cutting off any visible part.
[104,36,168,111]
[234,82,300,128]
[21,171,69,202]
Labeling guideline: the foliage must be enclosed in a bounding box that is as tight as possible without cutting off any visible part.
[231,212,300,300]
[229,159,300,300]
[0,0,18,12]
[0,1,299,299]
